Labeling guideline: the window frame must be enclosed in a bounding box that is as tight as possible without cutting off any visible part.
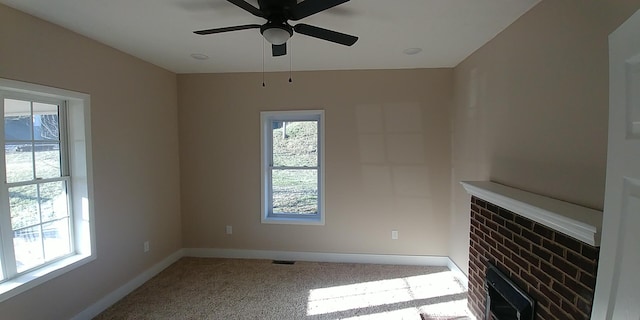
[0,78,95,303]
[260,110,325,225]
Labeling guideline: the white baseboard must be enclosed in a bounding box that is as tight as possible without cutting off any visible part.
[73,248,470,320]
[71,249,184,320]
[184,248,451,266]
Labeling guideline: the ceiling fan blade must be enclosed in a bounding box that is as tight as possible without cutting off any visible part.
[272,44,287,57]
[194,24,261,35]
[226,0,264,17]
[290,0,349,21]
[293,23,358,46]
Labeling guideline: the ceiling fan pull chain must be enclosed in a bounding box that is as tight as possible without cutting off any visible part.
[289,41,293,83]
[262,38,266,87]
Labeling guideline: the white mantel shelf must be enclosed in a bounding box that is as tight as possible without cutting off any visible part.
[460,181,603,247]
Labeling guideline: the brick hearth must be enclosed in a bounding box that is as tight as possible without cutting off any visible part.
[468,196,599,319]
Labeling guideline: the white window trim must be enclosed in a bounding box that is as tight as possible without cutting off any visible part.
[260,110,325,225]
[0,78,95,303]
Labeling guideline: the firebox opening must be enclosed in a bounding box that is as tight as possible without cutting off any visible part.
[485,262,535,320]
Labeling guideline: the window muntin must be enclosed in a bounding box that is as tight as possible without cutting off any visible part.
[261,111,324,224]
[1,95,72,279]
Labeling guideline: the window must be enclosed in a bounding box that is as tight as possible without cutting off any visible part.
[2,95,71,275]
[0,79,94,302]
[261,110,324,225]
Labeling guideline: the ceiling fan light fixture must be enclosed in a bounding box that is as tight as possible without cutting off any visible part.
[261,24,293,45]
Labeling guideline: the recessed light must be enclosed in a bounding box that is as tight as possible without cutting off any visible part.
[190,53,209,60]
[403,48,422,55]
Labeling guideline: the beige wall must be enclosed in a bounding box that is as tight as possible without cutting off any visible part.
[178,69,452,256]
[0,5,182,319]
[450,0,640,274]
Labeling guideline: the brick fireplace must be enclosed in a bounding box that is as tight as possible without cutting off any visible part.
[461,182,602,320]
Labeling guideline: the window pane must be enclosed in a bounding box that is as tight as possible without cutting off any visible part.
[33,103,59,141]
[14,226,44,273]
[35,143,61,179]
[272,121,318,167]
[272,169,318,214]
[40,181,69,222]
[9,184,40,230]
[4,99,32,140]
[43,219,71,261]
[5,143,34,183]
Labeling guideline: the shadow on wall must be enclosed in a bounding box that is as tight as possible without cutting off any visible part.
[355,102,433,214]
[488,156,605,210]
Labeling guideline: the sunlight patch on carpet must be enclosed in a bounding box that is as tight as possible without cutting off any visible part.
[419,299,475,319]
[306,270,468,316]
[341,307,422,319]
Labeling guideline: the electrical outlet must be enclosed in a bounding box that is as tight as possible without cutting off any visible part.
[391,230,398,240]
[226,225,233,235]
[144,241,150,252]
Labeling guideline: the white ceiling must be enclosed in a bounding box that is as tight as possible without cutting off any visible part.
[1,0,540,74]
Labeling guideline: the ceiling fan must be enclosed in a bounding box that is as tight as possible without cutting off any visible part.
[193,0,358,57]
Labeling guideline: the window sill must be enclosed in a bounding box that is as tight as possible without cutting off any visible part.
[0,253,95,303]
[262,215,325,225]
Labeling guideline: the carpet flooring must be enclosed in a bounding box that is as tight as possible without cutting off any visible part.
[94,257,473,320]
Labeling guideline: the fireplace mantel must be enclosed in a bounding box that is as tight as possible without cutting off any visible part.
[460,181,602,246]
